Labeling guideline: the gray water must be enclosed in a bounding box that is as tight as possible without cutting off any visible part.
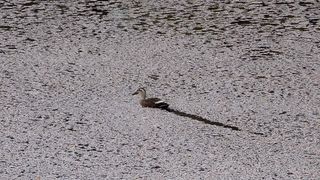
[1,1,319,53]
[1,1,320,179]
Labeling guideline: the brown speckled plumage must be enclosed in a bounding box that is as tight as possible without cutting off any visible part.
[132,88,169,109]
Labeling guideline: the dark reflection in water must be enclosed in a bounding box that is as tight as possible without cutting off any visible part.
[0,1,319,53]
[164,107,265,136]
[165,107,241,131]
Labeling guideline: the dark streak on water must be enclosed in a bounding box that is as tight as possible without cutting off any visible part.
[163,108,264,136]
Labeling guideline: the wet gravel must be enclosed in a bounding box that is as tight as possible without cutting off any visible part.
[1,1,320,179]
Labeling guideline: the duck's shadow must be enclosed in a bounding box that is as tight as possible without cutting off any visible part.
[163,108,264,136]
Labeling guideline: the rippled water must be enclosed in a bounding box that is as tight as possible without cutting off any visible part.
[1,1,320,179]
[1,1,319,54]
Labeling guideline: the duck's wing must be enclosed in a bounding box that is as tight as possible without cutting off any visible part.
[143,98,169,109]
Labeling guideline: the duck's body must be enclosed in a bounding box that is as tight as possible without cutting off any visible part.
[132,88,169,109]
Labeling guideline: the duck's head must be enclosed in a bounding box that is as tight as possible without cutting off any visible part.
[132,88,147,99]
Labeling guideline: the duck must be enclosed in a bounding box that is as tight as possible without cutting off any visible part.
[132,88,169,109]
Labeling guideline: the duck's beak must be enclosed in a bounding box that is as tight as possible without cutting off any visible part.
[132,91,138,95]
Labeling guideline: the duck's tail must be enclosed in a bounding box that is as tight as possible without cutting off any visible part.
[155,101,169,109]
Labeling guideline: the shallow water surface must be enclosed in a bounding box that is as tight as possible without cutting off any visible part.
[1,1,319,54]
[1,1,320,179]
